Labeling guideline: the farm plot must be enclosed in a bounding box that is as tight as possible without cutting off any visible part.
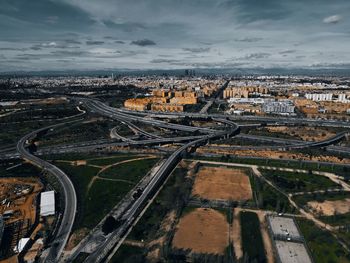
[172,208,229,255]
[192,166,252,201]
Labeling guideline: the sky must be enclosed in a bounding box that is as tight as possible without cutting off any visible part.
[0,0,349,72]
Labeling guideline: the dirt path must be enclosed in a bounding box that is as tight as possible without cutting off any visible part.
[87,156,156,191]
[94,177,134,184]
[254,210,275,263]
[97,156,156,175]
[232,209,242,260]
[55,160,103,169]
[123,239,145,248]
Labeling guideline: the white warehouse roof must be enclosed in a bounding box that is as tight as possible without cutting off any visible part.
[40,191,55,216]
[14,238,30,253]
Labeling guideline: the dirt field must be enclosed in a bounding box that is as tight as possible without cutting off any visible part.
[66,228,90,251]
[266,126,336,141]
[307,198,350,216]
[172,208,229,255]
[232,209,243,259]
[192,166,252,201]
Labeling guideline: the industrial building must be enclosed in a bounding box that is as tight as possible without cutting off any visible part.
[40,191,55,217]
[267,216,313,263]
[275,240,312,263]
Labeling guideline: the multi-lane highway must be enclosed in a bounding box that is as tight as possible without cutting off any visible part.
[7,96,349,263]
[75,98,240,262]
[81,99,217,134]
[16,121,78,263]
[215,132,349,151]
[118,108,350,128]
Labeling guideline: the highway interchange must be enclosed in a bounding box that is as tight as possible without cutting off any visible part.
[7,96,350,262]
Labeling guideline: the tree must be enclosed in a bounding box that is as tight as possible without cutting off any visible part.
[102,216,117,235]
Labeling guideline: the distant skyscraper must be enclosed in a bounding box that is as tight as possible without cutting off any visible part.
[185,69,195,77]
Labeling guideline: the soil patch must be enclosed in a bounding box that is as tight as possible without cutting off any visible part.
[192,166,252,201]
[307,198,350,216]
[172,208,229,255]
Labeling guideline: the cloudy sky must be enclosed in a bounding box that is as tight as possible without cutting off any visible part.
[0,0,349,72]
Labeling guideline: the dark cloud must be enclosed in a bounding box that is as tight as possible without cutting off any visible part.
[103,37,125,44]
[131,39,156,46]
[86,40,105,45]
[182,47,210,53]
[0,0,350,71]
[102,20,146,32]
[51,50,89,56]
[0,47,26,51]
[279,49,296,54]
[30,46,42,51]
[64,39,82,44]
[0,0,95,38]
[150,58,181,63]
[16,54,43,60]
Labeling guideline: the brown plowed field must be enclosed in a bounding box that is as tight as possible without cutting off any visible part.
[192,166,252,201]
[172,208,229,255]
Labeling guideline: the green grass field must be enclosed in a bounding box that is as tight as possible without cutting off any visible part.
[297,219,350,263]
[87,154,141,166]
[260,169,339,193]
[250,174,296,213]
[99,158,159,182]
[55,156,159,230]
[110,244,145,263]
[84,179,134,228]
[128,167,191,242]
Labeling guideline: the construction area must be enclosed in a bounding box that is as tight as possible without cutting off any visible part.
[0,177,43,261]
[191,166,253,201]
[267,215,313,263]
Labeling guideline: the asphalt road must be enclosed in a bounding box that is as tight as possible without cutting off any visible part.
[16,121,78,263]
[77,98,239,262]
[118,108,350,128]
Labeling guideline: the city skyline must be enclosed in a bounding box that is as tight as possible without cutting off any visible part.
[1,0,349,72]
